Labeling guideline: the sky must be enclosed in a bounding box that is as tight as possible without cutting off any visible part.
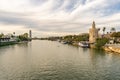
[0,0,120,37]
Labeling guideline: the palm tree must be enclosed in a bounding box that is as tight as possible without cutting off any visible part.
[103,27,106,35]
[13,32,15,36]
[110,27,116,33]
[97,28,100,38]
[98,28,100,32]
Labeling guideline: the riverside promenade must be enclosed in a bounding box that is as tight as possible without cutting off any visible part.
[104,44,120,53]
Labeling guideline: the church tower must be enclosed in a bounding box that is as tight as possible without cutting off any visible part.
[89,21,99,43]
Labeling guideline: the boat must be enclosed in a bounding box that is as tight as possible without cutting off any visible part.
[62,41,68,44]
[78,42,90,48]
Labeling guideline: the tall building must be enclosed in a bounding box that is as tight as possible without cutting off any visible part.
[29,30,32,38]
[89,21,99,43]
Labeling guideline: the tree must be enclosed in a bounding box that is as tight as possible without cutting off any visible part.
[23,33,28,38]
[63,34,89,42]
[98,28,100,31]
[111,32,120,37]
[110,27,116,33]
[111,32,120,43]
[18,33,29,41]
[13,32,15,36]
[98,28,100,35]
[0,33,4,38]
[102,27,106,35]
[95,38,109,49]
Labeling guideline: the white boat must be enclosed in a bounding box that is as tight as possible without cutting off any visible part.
[78,42,90,48]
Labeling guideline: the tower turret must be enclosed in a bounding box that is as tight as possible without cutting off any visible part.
[92,21,96,28]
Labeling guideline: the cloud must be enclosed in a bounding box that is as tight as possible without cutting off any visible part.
[0,0,120,37]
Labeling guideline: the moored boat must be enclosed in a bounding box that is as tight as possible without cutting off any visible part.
[78,41,90,48]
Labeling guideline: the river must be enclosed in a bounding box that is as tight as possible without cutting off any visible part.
[0,40,120,80]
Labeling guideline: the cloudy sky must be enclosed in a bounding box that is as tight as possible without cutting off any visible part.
[0,0,120,37]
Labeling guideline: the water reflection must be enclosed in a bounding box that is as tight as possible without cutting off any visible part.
[0,40,120,80]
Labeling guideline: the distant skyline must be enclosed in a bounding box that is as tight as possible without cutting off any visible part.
[0,0,120,37]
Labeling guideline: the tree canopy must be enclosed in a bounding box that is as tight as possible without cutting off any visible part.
[111,32,120,37]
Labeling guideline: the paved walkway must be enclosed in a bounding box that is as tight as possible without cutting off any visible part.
[105,44,120,48]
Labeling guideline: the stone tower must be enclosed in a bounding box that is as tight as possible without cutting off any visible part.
[89,21,99,43]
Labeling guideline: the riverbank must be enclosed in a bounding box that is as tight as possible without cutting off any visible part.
[0,40,31,47]
[104,44,120,53]
[0,41,17,46]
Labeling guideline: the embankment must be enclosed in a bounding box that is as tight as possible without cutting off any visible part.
[104,44,120,53]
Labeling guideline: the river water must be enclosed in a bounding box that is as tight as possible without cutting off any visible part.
[0,40,120,80]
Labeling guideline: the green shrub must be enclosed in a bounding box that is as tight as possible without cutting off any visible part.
[95,38,109,49]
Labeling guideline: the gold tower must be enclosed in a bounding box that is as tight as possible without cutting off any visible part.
[89,21,99,43]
